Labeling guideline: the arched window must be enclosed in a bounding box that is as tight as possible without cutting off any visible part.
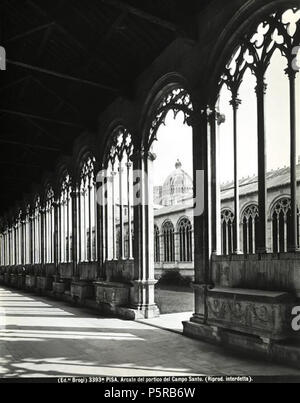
[154,224,160,263]
[45,188,54,264]
[178,217,193,262]
[221,209,235,255]
[148,87,193,150]
[104,127,134,261]
[79,157,96,262]
[214,6,300,255]
[162,221,175,262]
[271,198,299,253]
[59,176,72,263]
[242,205,259,254]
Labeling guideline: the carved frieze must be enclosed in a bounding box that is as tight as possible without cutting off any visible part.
[207,288,293,340]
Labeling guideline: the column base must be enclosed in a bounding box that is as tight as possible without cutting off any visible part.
[256,247,267,254]
[288,246,300,253]
[94,280,160,320]
[129,304,160,319]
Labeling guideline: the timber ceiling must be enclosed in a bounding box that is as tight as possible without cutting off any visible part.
[0,0,212,214]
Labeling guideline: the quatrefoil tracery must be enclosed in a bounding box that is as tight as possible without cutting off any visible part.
[149,88,193,148]
[219,7,300,96]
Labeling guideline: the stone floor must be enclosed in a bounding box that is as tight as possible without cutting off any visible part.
[1,286,300,378]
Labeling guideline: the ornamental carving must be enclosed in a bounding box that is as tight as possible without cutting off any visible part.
[219,8,300,95]
[148,88,193,148]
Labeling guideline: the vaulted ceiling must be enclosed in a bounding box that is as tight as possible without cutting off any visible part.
[0,0,212,214]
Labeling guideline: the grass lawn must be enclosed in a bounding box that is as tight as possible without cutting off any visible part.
[154,284,194,314]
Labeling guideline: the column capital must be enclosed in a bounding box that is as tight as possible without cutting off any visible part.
[285,65,297,80]
[186,110,205,128]
[207,107,226,126]
[229,97,242,110]
[70,190,80,198]
[255,79,267,95]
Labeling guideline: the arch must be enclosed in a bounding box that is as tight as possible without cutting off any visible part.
[269,196,299,252]
[78,155,97,262]
[268,194,293,220]
[142,84,193,151]
[241,204,259,254]
[207,0,300,105]
[54,156,73,195]
[59,173,72,264]
[221,208,235,255]
[101,124,134,262]
[44,185,55,264]
[162,220,175,263]
[102,124,134,168]
[73,132,98,182]
[177,217,193,262]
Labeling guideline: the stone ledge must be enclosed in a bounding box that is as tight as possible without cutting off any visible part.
[183,320,300,370]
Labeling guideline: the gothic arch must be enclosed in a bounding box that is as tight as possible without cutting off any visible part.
[140,73,194,151]
[207,0,300,104]
[161,219,175,263]
[268,194,292,220]
[73,132,98,182]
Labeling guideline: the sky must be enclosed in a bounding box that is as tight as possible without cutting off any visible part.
[152,110,193,186]
[152,49,300,187]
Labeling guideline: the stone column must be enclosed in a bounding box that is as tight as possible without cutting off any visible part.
[53,201,59,276]
[88,180,93,262]
[66,193,70,262]
[126,160,133,259]
[286,66,299,251]
[8,228,11,266]
[230,94,242,254]
[189,109,211,324]
[118,161,125,260]
[256,73,267,253]
[111,169,117,260]
[131,149,159,318]
[96,167,106,279]
[106,172,114,261]
[22,219,26,265]
[174,231,180,263]
[209,108,224,255]
[40,208,45,268]
[71,185,79,279]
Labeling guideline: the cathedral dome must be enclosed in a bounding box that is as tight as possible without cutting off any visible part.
[161,160,193,206]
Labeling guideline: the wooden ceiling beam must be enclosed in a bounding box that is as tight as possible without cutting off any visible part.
[7,59,118,92]
[6,22,55,43]
[0,138,61,152]
[0,108,84,128]
[99,0,181,33]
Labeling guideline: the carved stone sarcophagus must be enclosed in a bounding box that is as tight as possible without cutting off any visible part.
[207,287,294,341]
[94,281,130,309]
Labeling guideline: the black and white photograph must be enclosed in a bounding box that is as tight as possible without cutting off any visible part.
[0,0,300,388]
